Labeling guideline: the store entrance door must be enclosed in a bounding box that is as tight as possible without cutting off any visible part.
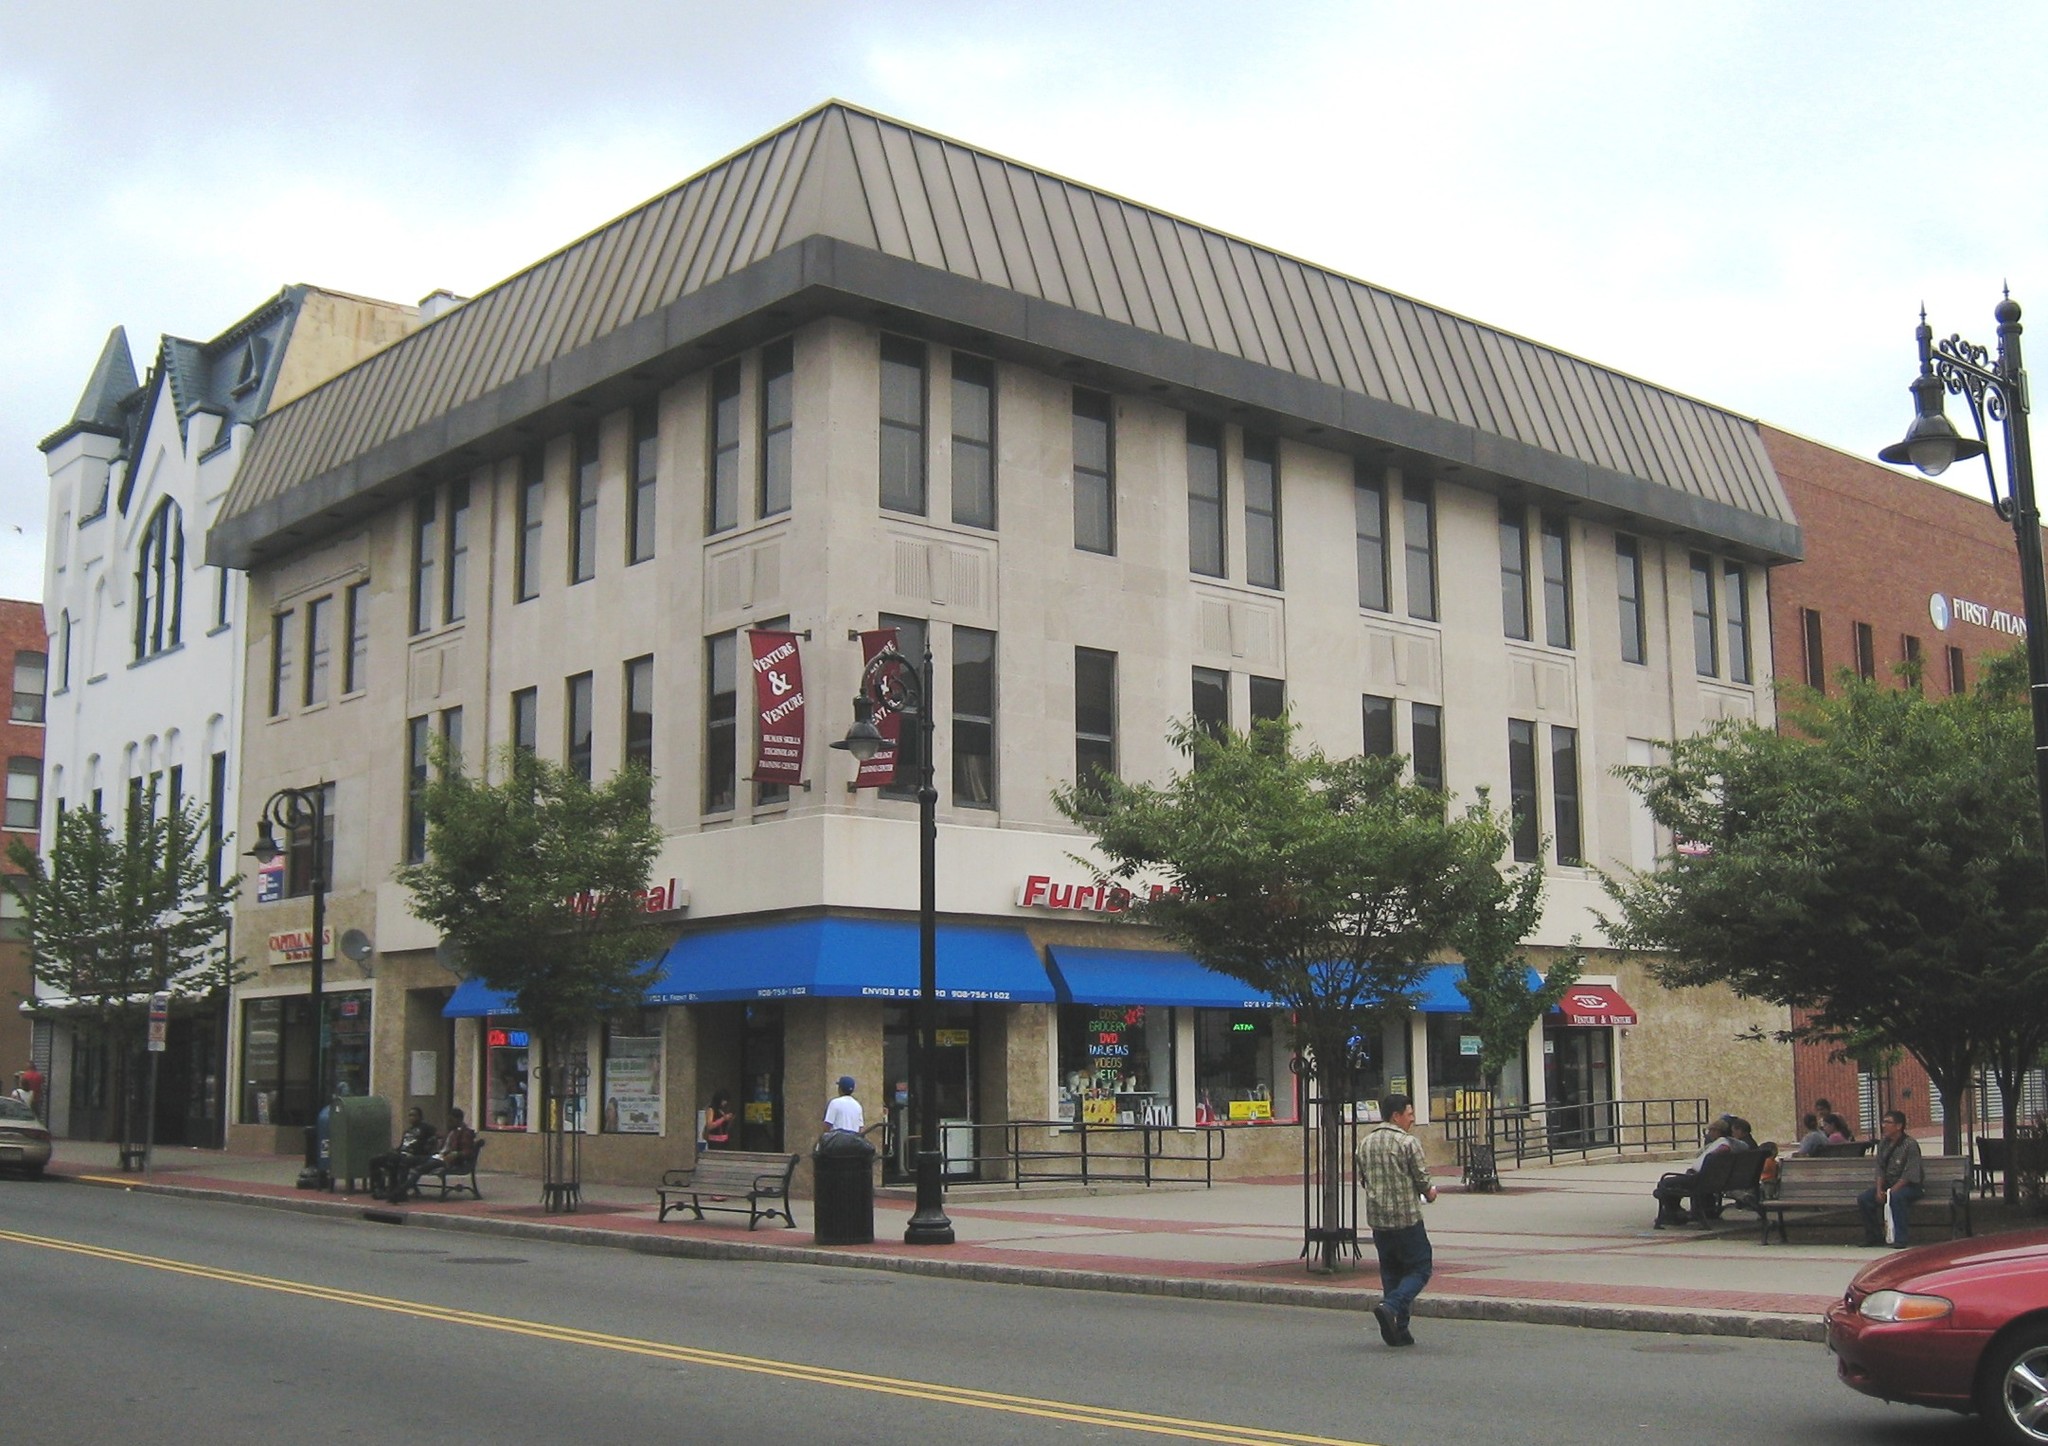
[1543,1026,1615,1146]
[739,1002,785,1152]
[882,1003,977,1183]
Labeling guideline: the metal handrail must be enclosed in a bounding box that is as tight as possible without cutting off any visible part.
[898,1118,1229,1189]
[1442,1096,1711,1170]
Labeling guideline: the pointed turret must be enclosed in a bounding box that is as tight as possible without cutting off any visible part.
[40,327,139,451]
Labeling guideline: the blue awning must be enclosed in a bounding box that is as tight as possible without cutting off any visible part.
[443,977,519,1018]
[646,918,1057,1004]
[1045,945,1277,1009]
[1414,963,1544,1012]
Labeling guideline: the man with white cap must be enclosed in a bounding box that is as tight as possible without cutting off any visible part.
[823,1075,865,1136]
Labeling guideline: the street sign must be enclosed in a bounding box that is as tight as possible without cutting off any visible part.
[147,992,169,1053]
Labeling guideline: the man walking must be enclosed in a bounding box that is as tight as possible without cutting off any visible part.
[1359,1093,1437,1347]
[1859,1110,1924,1247]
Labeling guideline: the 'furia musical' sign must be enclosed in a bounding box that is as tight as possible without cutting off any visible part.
[1930,592,2027,638]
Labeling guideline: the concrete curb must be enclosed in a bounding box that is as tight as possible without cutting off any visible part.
[72,1173,1827,1344]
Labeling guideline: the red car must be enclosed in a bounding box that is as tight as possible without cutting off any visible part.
[1827,1226,2048,1444]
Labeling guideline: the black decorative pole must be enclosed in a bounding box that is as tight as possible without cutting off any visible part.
[250,785,329,1188]
[1881,296,2048,878]
[834,639,955,1245]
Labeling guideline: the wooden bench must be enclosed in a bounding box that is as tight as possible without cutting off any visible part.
[657,1149,799,1230]
[409,1137,486,1201]
[1654,1145,1768,1226]
[1758,1153,1971,1244]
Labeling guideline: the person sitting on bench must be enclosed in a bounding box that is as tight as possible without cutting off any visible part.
[1654,1119,1733,1226]
[390,1107,476,1202]
[368,1107,438,1197]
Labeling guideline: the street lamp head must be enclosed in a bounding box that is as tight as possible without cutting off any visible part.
[247,819,281,866]
[1880,370,1986,477]
[831,695,887,762]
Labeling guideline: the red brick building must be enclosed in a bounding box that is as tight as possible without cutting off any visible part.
[1761,424,2041,1135]
[0,598,48,1103]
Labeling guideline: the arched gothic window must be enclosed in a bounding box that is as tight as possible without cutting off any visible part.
[134,499,184,660]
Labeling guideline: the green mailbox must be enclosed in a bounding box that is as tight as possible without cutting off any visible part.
[328,1094,391,1193]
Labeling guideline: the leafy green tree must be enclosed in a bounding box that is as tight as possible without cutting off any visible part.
[5,792,241,1152]
[395,743,664,1129]
[1449,818,1581,1105]
[1604,659,2048,1167]
[1054,717,1530,1267]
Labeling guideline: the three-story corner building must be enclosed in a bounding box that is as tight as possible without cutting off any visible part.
[209,103,1803,1180]
[35,287,419,1144]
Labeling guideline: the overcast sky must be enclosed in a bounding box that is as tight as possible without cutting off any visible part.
[5,2,2046,605]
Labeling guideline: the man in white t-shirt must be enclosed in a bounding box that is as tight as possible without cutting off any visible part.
[823,1076,864,1136]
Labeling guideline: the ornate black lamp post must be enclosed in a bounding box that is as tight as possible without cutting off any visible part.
[832,640,955,1246]
[1880,296,2048,877]
[249,785,329,1189]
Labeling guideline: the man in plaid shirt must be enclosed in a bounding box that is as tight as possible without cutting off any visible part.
[1359,1092,1438,1347]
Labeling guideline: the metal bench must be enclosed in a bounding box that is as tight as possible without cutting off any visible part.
[1653,1146,1767,1226]
[1758,1153,1971,1244]
[657,1149,799,1230]
[408,1137,486,1201]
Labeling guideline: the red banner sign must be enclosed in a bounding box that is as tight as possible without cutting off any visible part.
[854,628,905,788]
[748,630,806,785]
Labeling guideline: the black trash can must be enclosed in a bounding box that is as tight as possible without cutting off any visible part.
[812,1130,877,1245]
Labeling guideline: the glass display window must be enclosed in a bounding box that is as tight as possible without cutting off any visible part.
[485,1020,532,1131]
[1424,1011,1527,1115]
[602,1008,663,1135]
[1058,1003,1174,1125]
[1193,1009,1295,1124]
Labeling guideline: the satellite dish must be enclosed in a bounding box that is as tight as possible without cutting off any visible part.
[338,928,374,963]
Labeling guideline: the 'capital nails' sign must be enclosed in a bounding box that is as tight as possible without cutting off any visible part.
[1017,874,1181,913]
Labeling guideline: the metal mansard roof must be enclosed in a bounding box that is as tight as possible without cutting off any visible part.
[212,102,1797,568]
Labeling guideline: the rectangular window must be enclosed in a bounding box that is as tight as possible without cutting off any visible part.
[624,656,654,775]
[759,339,793,520]
[1404,479,1437,621]
[303,597,330,707]
[1362,694,1395,758]
[708,362,740,534]
[11,651,46,723]
[1904,635,1924,689]
[879,336,927,515]
[405,715,431,864]
[1243,433,1281,589]
[952,626,996,808]
[703,636,736,812]
[1411,703,1445,793]
[1074,647,1118,805]
[284,783,335,899]
[441,705,463,771]
[878,615,928,802]
[410,492,438,634]
[1690,553,1718,678]
[1355,468,1388,611]
[1187,418,1225,577]
[1508,719,1540,863]
[269,610,293,716]
[1948,645,1967,695]
[512,687,538,755]
[344,582,368,694]
[1499,503,1530,641]
[630,402,659,564]
[951,354,996,529]
[572,426,600,582]
[1250,676,1285,725]
[208,750,227,887]
[444,480,469,621]
[1192,667,1230,739]
[1616,535,1646,665]
[1072,389,1115,555]
[5,757,40,831]
[1551,725,1582,867]
[516,448,544,603]
[1802,608,1826,690]
[1723,563,1751,684]
[566,672,594,782]
[1854,621,1876,681]
[1541,512,1573,649]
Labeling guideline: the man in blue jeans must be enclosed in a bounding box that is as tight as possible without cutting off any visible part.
[1359,1092,1438,1347]
[1859,1110,1924,1247]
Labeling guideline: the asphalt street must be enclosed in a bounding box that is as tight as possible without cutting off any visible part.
[0,1179,1982,1445]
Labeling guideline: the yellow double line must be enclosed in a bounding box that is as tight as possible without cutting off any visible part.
[0,1228,1376,1445]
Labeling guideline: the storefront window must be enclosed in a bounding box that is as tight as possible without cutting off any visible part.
[1058,1004,1174,1125]
[602,1008,663,1134]
[740,1002,784,1152]
[239,991,372,1127]
[1193,1010,1295,1123]
[1424,1012,1526,1114]
[485,1020,532,1131]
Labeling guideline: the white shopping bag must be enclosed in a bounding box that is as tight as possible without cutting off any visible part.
[1882,1192,1898,1244]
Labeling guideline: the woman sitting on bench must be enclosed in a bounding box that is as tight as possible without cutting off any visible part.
[389,1107,477,1203]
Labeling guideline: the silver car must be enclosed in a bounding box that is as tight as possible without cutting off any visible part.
[0,1096,51,1177]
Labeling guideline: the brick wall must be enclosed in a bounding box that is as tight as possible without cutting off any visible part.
[0,597,47,1085]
